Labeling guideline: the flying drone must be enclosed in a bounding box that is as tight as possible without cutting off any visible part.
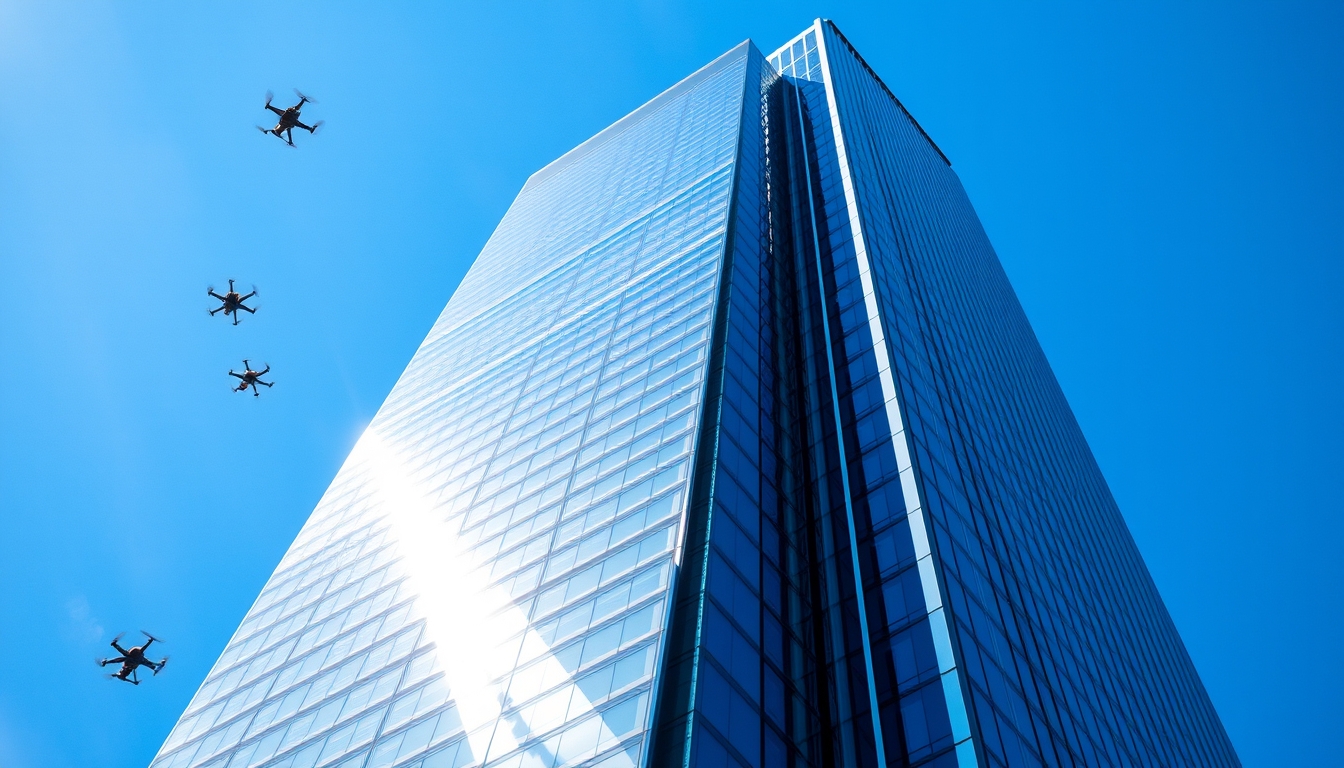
[208,280,258,325]
[229,359,274,397]
[97,631,168,685]
[258,89,323,147]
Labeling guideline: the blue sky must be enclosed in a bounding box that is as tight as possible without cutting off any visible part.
[1,1,1339,766]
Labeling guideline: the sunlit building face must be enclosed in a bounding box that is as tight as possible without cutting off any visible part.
[152,20,1239,768]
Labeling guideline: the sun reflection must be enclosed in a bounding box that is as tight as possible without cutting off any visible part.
[352,432,623,766]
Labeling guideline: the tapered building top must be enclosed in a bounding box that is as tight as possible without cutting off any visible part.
[152,20,1237,768]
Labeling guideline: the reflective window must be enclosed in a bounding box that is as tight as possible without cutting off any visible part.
[155,21,1238,768]
[152,43,757,768]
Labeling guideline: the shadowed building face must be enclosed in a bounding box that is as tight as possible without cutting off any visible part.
[151,20,1238,768]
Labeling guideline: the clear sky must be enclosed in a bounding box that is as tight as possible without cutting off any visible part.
[1,1,1339,766]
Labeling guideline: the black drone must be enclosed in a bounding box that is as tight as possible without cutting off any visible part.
[229,360,273,397]
[258,89,323,147]
[208,280,258,325]
[98,631,168,685]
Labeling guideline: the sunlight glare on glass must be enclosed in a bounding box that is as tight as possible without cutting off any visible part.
[353,433,627,766]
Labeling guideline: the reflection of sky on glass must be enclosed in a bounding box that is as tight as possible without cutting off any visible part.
[147,43,750,768]
[358,434,627,767]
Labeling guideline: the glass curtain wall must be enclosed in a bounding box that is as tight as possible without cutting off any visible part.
[763,19,1240,768]
[152,19,1239,768]
[151,42,758,768]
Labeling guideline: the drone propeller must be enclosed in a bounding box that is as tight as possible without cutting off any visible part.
[141,630,164,644]
[154,656,171,675]
[111,632,125,645]
[311,120,325,135]
[264,89,274,107]
[294,88,317,105]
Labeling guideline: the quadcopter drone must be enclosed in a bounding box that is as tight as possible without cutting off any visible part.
[258,89,323,147]
[97,631,168,685]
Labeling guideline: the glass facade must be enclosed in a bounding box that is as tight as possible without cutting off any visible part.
[153,20,1238,768]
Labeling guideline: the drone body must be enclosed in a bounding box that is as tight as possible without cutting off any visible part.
[230,359,273,396]
[98,631,168,685]
[208,279,257,325]
[258,89,323,147]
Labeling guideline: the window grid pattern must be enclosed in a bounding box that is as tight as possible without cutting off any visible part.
[648,46,838,768]
[816,19,1239,768]
[676,52,825,768]
[774,29,972,767]
[151,22,1238,768]
[151,44,755,768]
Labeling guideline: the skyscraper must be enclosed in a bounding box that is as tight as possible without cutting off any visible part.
[152,19,1238,768]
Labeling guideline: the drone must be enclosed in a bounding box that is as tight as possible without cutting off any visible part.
[208,280,258,325]
[97,631,168,685]
[230,359,273,397]
[258,89,323,147]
